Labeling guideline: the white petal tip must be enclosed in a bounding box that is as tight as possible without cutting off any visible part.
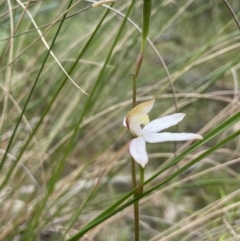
[123,116,127,127]
[140,163,146,168]
[179,113,186,117]
[195,134,203,140]
[137,161,147,169]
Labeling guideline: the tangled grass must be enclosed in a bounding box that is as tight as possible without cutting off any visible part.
[0,1,240,240]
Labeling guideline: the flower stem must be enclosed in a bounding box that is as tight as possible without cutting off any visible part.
[132,53,143,108]
[139,165,144,194]
[131,157,139,241]
[131,1,152,240]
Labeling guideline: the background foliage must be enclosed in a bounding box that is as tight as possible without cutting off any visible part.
[0,0,240,240]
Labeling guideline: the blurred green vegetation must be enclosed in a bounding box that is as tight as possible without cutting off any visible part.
[0,1,240,240]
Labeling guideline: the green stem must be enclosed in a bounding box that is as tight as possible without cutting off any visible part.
[133,198,140,241]
[139,165,144,194]
[132,54,140,241]
[133,165,144,241]
[132,53,143,108]
[131,1,151,240]
[131,157,138,241]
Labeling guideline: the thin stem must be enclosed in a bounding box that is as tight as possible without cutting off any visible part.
[131,157,137,190]
[132,53,143,108]
[131,52,142,241]
[132,165,144,241]
[133,197,140,241]
[138,165,144,196]
[131,1,151,240]
[139,165,144,189]
[131,156,138,241]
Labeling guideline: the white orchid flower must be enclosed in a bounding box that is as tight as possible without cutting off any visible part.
[123,100,203,168]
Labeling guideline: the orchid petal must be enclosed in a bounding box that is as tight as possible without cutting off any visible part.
[142,113,186,134]
[143,132,203,143]
[129,137,148,168]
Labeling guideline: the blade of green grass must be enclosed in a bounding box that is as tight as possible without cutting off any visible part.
[16,6,114,240]
[175,178,240,188]
[0,0,74,170]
